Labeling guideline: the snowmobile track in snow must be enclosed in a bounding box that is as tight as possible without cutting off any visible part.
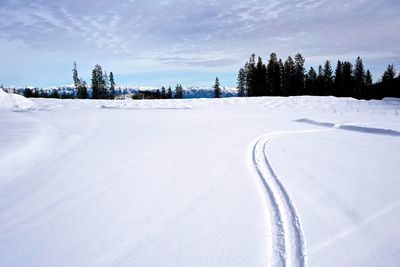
[252,129,333,267]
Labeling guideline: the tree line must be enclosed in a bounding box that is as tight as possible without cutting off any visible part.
[237,53,400,99]
[22,62,189,100]
[131,84,183,99]
[22,62,116,99]
[17,57,399,100]
[23,87,75,99]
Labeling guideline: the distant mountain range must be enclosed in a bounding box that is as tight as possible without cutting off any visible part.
[6,85,238,99]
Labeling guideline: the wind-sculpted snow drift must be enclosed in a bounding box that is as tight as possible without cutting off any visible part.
[0,95,399,266]
[0,89,34,109]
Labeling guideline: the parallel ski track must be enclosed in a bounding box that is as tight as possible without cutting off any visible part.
[252,129,333,267]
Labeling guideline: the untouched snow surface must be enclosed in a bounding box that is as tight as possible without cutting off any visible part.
[0,95,400,266]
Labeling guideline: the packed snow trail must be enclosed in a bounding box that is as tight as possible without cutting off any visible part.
[252,128,334,267]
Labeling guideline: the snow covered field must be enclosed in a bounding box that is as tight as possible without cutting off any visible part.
[1,90,400,266]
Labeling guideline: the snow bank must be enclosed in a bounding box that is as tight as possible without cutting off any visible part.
[0,90,34,109]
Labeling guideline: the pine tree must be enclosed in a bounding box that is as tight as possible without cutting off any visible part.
[305,67,317,95]
[175,84,183,99]
[322,60,333,96]
[282,56,295,96]
[294,53,305,95]
[23,87,33,98]
[214,77,221,98]
[73,61,88,99]
[278,59,284,95]
[364,70,373,99]
[167,86,173,99]
[245,54,257,96]
[50,89,59,99]
[365,70,373,87]
[161,86,166,99]
[382,64,396,82]
[354,56,366,98]
[266,53,281,96]
[76,80,88,99]
[33,88,39,98]
[341,61,354,97]
[254,56,267,96]
[90,64,109,99]
[334,60,343,96]
[91,65,102,99]
[101,71,109,99]
[316,65,324,95]
[381,64,397,97]
[155,89,161,99]
[237,68,246,97]
[73,61,80,87]
[109,72,116,99]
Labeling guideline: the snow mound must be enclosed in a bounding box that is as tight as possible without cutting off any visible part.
[0,90,34,109]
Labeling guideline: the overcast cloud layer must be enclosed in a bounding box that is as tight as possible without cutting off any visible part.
[0,0,399,87]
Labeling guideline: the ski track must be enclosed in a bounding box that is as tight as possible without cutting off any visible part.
[252,128,333,267]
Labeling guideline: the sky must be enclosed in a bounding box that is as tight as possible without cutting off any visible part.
[0,0,399,88]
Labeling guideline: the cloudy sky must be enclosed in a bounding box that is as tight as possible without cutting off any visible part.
[0,0,399,87]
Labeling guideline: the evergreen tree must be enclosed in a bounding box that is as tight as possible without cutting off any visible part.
[161,86,166,99]
[278,59,284,95]
[381,64,397,97]
[33,88,39,98]
[354,56,366,98]
[23,87,33,98]
[90,64,108,99]
[214,77,221,98]
[73,61,80,87]
[305,67,317,95]
[50,89,59,98]
[237,68,246,97]
[245,54,257,96]
[341,61,354,97]
[382,64,396,82]
[91,65,102,99]
[72,61,88,99]
[334,60,343,96]
[175,84,183,99]
[322,60,333,96]
[364,70,373,99]
[76,81,88,99]
[282,56,295,96]
[266,53,281,96]
[254,56,267,96]
[109,72,116,99]
[101,71,109,99]
[315,65,324,96]
[365,70,373,87]
[294,53,305,95]
[167,86,173,99]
